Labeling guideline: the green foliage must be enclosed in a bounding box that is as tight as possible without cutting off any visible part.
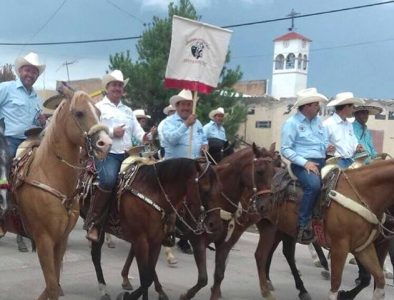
[0,64,16,82]
[108,0,246,141]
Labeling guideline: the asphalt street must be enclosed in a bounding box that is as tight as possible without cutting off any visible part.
[0,219,393,300]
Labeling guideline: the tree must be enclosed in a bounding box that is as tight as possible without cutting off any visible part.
[109,0,246,141]
[0,64,16,82]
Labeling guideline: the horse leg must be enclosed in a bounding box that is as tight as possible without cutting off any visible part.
[265,233,283,291]
[282,234,311,300]
[180,236,208,300]
[121,245,135,290]
[313,242,330,280]
[328,241,349,300]
[91,233,111,299]
[153,270,169,300]
[35,236,59,300]
[53,237,69,298]
[255,220,278,300]
[210,226,247,300]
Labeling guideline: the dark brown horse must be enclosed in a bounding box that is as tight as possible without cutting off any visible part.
[4,89,111,300]
[80,158,223,300]
[102,144,276,300]
[254,159,394,300]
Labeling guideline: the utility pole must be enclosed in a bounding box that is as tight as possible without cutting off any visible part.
[287,9,300,31]
[57,60,78,82]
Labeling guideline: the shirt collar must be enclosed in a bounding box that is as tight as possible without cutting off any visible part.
[102,96,125,108]
[295,111,307,122]
[333,112,348,124]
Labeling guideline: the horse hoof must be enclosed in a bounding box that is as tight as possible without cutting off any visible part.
[321,269,330,280]
[267,280,275,291]
[158,293,169,300]
[58,285,64,296]
[116,292,129,300]
[122,282,134,291]
[179,294,189,300]
[338,290,352,300]
[299,292,312,300]
[313,259,322,268]
[101,294,111,300]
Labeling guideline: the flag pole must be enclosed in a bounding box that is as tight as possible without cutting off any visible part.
[188,90,199,158]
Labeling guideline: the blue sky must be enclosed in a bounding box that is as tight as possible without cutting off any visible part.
[0,0,393,99]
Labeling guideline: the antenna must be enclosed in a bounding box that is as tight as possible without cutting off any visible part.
[57,60,78,82]
[287,9,300,31]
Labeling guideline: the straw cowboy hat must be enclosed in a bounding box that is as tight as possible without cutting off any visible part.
[169,89,196,106]
[292,88,328,108]
[353,105,383,116]
[15,52,46,76]
[209,107,225,120]
[327,92,365,107]
[134,109,151,119]
[102,70,129,89]
[163,105,175,115]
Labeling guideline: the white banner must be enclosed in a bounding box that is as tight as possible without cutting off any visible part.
[165,15,233,94]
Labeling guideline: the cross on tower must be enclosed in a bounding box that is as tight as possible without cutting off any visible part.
[287,9,300,31]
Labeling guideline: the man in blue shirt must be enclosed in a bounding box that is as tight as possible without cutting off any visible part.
[0,52,46,250]
[203,107,226,141]
[352,105,382,158]
[161,89,208,254]
[281,88,334,244]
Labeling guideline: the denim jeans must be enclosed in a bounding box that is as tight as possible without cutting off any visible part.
[337,157,354,169]
[5,136,24,158]
[291,158,325,227]
[95,153,127,190]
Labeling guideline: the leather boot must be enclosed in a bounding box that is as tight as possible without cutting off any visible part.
[85,186,113,242]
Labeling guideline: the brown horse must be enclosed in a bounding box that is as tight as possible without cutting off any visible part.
[115,144,277,300]
[88,158,222,300]
[255,159,394,300]
[5,89,111,300]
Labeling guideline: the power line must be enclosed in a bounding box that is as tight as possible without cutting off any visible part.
[106,0,146,25]
[0,1,393,46]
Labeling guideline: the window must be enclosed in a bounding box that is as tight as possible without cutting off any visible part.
[303,55,308,70]
[375,113,386,120]
[286,53,295,69]
[388,111,394,120]
[248,107,255,115]
[297,54,302,69]
[275,54,284,70]
[256,121,271,128]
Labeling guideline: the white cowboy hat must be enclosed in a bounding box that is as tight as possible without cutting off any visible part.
[163,104,175,115]
[134,109,151,119]
[327,92,365,107]
[209,107,225,120]
[292,88,328,108]
[353,105,383,116]
[169,89,196,106]
[102,70,129,89]
[15,52,46,76]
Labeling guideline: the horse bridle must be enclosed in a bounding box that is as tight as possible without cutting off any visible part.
[153,161,211,235]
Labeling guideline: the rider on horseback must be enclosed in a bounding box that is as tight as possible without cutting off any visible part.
[280,88,334,244]
[84,70,152,242]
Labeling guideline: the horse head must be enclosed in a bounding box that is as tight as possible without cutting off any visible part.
[0,118,11,212]
[51,85,112,160]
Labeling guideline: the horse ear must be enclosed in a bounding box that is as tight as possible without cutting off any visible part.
[0,118,5,135]
[56,81,75,99]
[252,142,261,157]
[269,142,276,153]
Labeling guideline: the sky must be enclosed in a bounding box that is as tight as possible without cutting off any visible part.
[0,0,393,99]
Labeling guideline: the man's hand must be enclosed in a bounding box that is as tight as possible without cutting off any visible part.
[184,114,197,127]
[304,161,320,175]
[113,124,125,137]
[356,144,364,153]
[37,113,47,126]
[326,144,335,154]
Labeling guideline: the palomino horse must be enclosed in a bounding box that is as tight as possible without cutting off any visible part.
[5,89,111,300]
[255,159,394,300]
[80,157,223,300]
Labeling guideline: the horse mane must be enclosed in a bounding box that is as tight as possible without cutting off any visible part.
[40,99,67,146]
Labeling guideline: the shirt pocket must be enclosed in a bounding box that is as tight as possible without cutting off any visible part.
[9,97,27,116]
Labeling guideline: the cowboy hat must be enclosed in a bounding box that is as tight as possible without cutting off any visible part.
[327,92,365,107]
[353,105,383,116]
[169,89,196,107]
[209,107,225,120]
[163,105,175,115]
[292,88,328,108]
[102,70,129,89]
[43,94,64,110]
[15,52,46,76]
[134,109,151,119]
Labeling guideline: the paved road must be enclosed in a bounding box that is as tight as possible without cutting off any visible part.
[1,219,393,300]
